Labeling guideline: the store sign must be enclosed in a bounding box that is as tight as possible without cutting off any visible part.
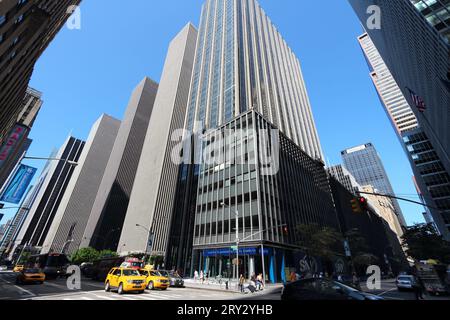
[203,247,270,257]
[0,125,28,170]
[0,164,36,204]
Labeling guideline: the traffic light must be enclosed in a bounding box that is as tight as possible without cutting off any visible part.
[358,196,368,211]
[351,197,368,213]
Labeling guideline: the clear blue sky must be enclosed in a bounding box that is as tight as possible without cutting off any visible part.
[2,0,425,225]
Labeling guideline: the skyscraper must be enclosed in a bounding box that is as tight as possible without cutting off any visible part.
[0,87,42,189]
[41,115,121,255]
[81,78,158,251]
[0,1,81,146]
[348,1,450,234]
[14,136,85,249]
[327,165,362,196]
[409,0,450,43]
[184,0,323,160]
[118,24,198,257]
[341,143,407,227]
[359,32,450,240]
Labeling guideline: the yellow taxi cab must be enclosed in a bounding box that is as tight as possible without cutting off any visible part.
[13,265,24,273]
[140,269,169,290]
[16,268,46,284]
[105,267,147,294]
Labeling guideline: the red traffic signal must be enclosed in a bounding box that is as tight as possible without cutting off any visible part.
[358,197,368,210]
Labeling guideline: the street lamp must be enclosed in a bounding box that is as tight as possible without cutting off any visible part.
[23,156,79,167]
[136,224,154,259]
[220,202,240,281]
[61,239,74,254]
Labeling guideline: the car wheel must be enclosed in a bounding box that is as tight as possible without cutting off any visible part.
[148,281,154,290]
[162,288,168,291]
[105,281,111,292]
[138,291,145,294]
[118,283,124,295]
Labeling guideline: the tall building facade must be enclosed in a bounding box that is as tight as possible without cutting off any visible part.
[327,165,362,196]
[191,110,340,282]
[0,0,81,146]
[359,32,450,240]
[81,78,158,251]
[14,136,85,249]
[118,24,198,258]
[348,0,450,233]
[410,0,450,43]
[184,0,323,160]
[341,143,407,227]
[41,115,120,255]
[0,87,42,188]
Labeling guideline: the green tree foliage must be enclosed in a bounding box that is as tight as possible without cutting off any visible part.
[98,250,118,259]
[18,252,31,265]
[401,223,450,264]
[71,247,100,265]
[296,224,344,261]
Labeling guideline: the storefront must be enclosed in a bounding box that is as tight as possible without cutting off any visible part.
[192,245,350,283]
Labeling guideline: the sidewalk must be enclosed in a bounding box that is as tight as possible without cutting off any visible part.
[183,278,283,294]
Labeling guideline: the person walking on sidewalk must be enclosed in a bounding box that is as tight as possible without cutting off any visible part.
[239,274,246,293]
[194,270,199,282]
[413,276,425,300]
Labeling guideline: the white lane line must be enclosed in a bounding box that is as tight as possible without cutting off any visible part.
[90,294,118,301]
[378,288,397,296]
[1,278,36,298]
[81,297,94,300]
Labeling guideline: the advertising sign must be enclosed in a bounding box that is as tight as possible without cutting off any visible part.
[0,164,37,204]
[0,125,28,170]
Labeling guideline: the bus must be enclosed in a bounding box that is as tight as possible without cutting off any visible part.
[27,253,70,279]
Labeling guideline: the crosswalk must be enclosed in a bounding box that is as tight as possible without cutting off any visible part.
[32,289,227,301]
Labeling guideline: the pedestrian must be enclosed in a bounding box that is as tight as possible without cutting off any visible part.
[337,274,343,282]
[256,273,263,290]
[413,276,425,300]
[200,270,204,284]
[239,274,245,293]
[194,270,199,282]
[289,271,296,283]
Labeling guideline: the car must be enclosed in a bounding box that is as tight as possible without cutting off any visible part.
[105,268,147,295]
[16,268,46,285]
[13,265,24,273]
[281,278,384,301]
[396,275,415,291]
[140,269,170,290]
[158,270,185,288]
[0,265,8,271]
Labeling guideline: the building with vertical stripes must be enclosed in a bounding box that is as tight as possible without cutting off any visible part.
[80,78,158,252]
[359,32,450,240]
[184,0,323,161]
[118,24,198,259]
[41,114,120,255]
[14,136,85,250]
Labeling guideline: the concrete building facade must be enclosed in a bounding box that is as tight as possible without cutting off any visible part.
[80,78,158,251]
[118,24,198,257]
[41,115,120,255]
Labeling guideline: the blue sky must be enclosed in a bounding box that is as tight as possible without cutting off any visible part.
[2,0,425,225]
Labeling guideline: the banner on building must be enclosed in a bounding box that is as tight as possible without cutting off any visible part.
[0,165,37,204]
[0,125,28,170]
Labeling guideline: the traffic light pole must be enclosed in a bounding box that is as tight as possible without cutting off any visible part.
[356,191,442,212]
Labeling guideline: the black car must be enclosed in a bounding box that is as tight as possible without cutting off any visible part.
[281,278,384,301]
[158,270,185,288]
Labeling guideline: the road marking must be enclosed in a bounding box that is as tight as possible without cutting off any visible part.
[378,288,397,296]
[1,277,36,298]
[81,297,94,300]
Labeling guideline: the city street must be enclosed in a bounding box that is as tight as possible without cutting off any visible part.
[2,271,449,301]
[0,271,276,301]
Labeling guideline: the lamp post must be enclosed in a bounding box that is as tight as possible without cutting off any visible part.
[136,224,154,260]
[61,239,74,254]
[220,202,239,281]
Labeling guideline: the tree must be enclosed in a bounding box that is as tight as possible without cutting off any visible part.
[345,228,380,273]
[296,224,344,274]
[98,250,118,259]
[71,247,100,265]
[401,223,450,264]
[18,252,31,265]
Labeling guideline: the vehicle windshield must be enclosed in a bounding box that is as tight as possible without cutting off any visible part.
[158,271,169,277]
[332,280,359,293]
[24,269,40,273]
[398,276,412,281]
[123,269,140,276]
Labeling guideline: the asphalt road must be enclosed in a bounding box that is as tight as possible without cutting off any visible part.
[1,272,449,301]
[361,279,450,301]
